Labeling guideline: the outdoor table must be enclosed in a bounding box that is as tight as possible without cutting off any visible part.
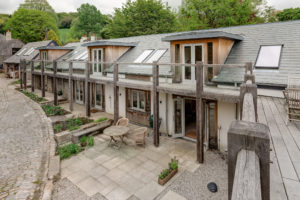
[103,126,130,149]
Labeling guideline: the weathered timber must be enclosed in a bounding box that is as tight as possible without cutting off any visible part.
[228,120,270,200]
[53,60,58,106]
[196,61,204,163]
[20,59,23,89]
[31,60,34,92]
[242,93,256,123]
[231,149,261,200]
[23,60,27,90]
[69,62,73,111]
[41,60,45,97]
[113,62,119,125]
[85,62,91,117]
[244,74,255,83]
[245,62,253,74]
[240,83,258,122]
[153,61,159,147]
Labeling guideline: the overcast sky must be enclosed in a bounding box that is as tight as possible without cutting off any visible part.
[0,0,300,15]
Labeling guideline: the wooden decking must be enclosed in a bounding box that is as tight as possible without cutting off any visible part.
[258,96,300,200]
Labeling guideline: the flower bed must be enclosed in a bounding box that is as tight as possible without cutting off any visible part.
[53,117,94,133]
[19,89,46,103]
[42,104,68,117]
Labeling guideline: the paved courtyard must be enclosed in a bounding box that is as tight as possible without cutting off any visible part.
[0,76,51,199]
[53,124,228,200]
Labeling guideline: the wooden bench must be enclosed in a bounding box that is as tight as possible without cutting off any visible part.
[283,88,300,122]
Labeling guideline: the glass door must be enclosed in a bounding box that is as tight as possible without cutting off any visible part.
[95,84,103,109]
[173,98,184,138]
[92,49,103,75]
[75,81,84,104]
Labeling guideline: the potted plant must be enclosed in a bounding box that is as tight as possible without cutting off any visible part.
[158,157,178,185]
[80,136,87,147]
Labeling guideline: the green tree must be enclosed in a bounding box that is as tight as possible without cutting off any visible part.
[105,0,177,38]
[178,0,266,31]
[277,8,300,21]
[19,0,57,22]
[5,8,58,43]
[70,3,106,38]
[57,12,78,29]
[0,14,10,34]
[45,29,62,45]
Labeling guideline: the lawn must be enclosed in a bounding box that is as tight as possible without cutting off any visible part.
[58,28,71,44]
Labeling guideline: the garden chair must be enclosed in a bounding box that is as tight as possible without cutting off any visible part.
[116,117,129,127]
[133,127,147,147]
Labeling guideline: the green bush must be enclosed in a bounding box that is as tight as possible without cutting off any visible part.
[87,136,94,147]
[54,124,63,132]
[169,157,178,170]
[158,157,179,180]
[21,90,45,102]
[95,117,107,123]
[80,136,87,143]
[42,104,65,116]
[159,169,170,179]
[58,143,81,159]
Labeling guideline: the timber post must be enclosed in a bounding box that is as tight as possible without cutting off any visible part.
[41,60,45,97]
[23,60,27,90]
[31,60,34,92]
[20,59,23,89]
[153,61,159,147]
[113,61,119,124]
[85,62,91,117]
[239,83,258,122]
[68,61,73,111]
[196,61,204,163]
[53,60,58,106]
[245,62,253,74]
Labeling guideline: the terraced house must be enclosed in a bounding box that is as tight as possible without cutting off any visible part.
[20,20,299,157]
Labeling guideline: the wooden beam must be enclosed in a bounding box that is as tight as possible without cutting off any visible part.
[85,62,91,117]
[41,60,45,97]
[23,60,27,90]
[196,61,204,163]
[20,60,23,89]
[153,61,159,147]
[53,60,58,106]
[113,62,119,124]
[31,60,35,92]
[69,62,73,111]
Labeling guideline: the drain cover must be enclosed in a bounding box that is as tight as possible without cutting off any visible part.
[207,182,218,193]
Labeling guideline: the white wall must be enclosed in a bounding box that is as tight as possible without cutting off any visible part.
[105,84,114,114]
[119,87,126,117]
[218,101,237,152]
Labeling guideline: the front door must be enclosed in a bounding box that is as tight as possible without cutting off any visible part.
[182,44,204,83]
[173,97,184,138]
[95,84,103,109]
[75,81,84,104]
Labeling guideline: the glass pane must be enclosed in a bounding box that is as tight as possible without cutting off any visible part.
[139,92,145,110]
[175,100,182,133]
[96,85,102,106]
[195,46,203,62]
[146,49,166,63]
[134,50,153,63]
[207,42,213,64]
[98,50,102,72]
[256,45,282,68]
[132,91,138,108]
[184,46,191,80]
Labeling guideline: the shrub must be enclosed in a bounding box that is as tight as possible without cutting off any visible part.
[42,104,65,116]
[21,90,45,102]
[87,136,94,147]
[169,157,178,170]
[58,143,81,159]
[68,125,80,131]
[80,136,87,144]
[159,169,170,179]
[54,124,63,132]
[95,117,107,123]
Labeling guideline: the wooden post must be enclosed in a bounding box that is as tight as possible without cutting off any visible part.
[20,60,23,89]
[31,60,35,92]
[245,62,253,74]
[85,62,90,117]
[240,83,258,122]
[153,61,159,147]
[23,60,27,90]
[196,61,204,163]
[53,60,58,106]
[69,62,73,111]
[41,60,45,97]
[228,121,270,200]
[113,62,119,124]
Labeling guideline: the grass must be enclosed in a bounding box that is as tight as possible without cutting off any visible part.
[87,136,94,147]
[58,28,71,44]
[53,117,94,133]
[58,143,81,159]
[95,117,107,123]
[42,104,65,116]
[20,90,45,103]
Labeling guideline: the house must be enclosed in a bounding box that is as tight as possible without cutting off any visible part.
[0,31,24,73]
[31,20,300,152]
[3,40,57,79]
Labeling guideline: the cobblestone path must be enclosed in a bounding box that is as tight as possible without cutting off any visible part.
[0,77,50,199]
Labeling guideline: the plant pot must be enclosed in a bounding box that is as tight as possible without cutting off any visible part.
[81,142,87,147]
[158,168,178,185]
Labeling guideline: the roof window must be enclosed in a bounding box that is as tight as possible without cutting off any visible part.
[24,47,35,56]
[16,48,27,56]
[145,49,167,63]
[255,45,282,69]
[134,49,153,63]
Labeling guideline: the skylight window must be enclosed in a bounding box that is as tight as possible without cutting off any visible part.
[145,49,167,63]
[74,51,87,60]
[24,47,35,56]
[255,45,282,68]
[134,49,153,63]
[16,48,27,56]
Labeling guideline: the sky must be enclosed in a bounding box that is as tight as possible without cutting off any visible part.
[0,0,300,15]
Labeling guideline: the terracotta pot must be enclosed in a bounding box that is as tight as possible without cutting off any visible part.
[158,168,178,185]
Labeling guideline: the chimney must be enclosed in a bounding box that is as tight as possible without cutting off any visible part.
[80,35,87,43]
[6,30,11,41]
[90,33,96,41]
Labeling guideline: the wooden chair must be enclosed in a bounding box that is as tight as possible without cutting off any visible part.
[116,118,129,127]
[283,88,300,122]
[133,127,147,147]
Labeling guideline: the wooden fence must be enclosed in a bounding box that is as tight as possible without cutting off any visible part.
[228,63,270,200]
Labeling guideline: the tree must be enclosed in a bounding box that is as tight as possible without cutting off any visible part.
[45,29,62,46]
[277,8,300,21]
[57,12,78,29]
[104,0,177,38]
[70,3,106,38]
[5,8,58,43]
[0,14,10,34]
[178,0,266,31]
[19,0,57,22]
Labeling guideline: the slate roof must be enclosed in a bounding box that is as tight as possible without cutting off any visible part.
[162,31,244,41]
[83,41,137,47]
[4,40,57,64]
[36,46,75,50]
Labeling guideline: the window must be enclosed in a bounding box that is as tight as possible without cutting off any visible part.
[92,49,103,73]
[255,45,282,68]
[145,49,167,63]
[41,51,47,61]
[134,49,153,63]
[207,42,213,64]
[24,47,35,56]
[74,51,86,60]
[131,90,145,111]
[16,48,27,56]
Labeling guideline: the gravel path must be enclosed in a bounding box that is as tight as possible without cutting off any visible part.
[0,77,51,199]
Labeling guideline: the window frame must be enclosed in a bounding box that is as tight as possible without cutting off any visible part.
[131,90,146,112]
[134,49,154,63]
[92,48,103,74]
[145,49,167,63]
[255,44,283,69]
